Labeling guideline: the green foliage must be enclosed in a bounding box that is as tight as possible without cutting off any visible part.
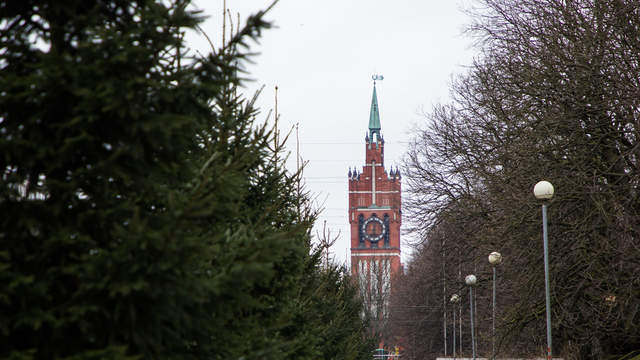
[282,250,377,360]
[0,0,373,359]
[607,350,640,360]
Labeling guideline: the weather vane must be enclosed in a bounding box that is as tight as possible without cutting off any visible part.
[372,74,384,84]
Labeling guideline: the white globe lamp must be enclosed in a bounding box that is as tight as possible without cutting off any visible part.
[534,181,554,199]
[465,274,477,286]
[488,251,502,265]
[534,180,554,359]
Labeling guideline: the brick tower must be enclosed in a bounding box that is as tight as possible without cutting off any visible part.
[349,78,401,318]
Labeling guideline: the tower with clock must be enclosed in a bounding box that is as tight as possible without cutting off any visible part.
[349,76,402,318]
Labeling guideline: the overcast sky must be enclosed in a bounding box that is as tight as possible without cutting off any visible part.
[185,0,476,266]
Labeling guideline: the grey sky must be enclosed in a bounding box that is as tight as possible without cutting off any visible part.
[185,0,475,265]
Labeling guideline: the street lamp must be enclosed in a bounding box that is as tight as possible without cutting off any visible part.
[488,252,502,360]
[465,275,477,360]
[450,294,461,360]
[534,181,554,360]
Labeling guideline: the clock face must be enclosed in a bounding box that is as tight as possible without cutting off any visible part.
[362,216,386,242]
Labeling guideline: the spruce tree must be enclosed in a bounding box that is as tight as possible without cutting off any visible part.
[0,1,316,359]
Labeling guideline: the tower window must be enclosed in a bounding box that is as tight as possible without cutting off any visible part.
[358,215,365,247]
[383,214,390,247]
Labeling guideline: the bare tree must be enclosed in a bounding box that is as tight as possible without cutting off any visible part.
[397,0,640,359]
[316,220,340,269]
[354,254,396,350]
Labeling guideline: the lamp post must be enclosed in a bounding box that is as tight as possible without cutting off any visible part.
[465,275,477,360]
[488,251,502,360]
[534,181,554,360]
[450,294,460,360]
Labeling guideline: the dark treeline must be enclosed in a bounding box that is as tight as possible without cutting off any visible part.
[0,1,376,359]
[391,0,640,359]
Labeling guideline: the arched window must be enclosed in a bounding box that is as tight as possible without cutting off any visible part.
[358,214,365,247]
[383,214,390,247]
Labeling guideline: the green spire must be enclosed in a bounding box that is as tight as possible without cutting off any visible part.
[368,84,381,140]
